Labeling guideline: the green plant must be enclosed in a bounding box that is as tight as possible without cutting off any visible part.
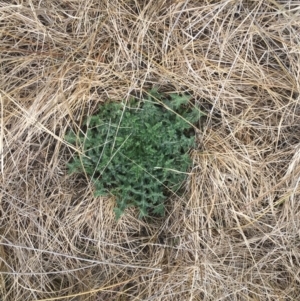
[66,89,202,218]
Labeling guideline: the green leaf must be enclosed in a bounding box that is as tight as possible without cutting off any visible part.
[169,93,190,109]
[66,90,203,219]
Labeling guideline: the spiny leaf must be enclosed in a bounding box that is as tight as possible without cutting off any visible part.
[170,93,190,109]
[66,91,203,219]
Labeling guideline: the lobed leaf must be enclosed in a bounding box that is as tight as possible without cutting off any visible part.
[66,91,202,218]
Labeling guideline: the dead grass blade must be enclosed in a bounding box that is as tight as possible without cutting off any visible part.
[1,0,300,300]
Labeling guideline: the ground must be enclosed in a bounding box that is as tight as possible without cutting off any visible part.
[1,1,300,300]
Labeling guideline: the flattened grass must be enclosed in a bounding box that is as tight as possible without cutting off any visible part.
[1,0,300,300]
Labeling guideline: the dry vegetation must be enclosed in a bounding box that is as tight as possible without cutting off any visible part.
[1,0,300,300]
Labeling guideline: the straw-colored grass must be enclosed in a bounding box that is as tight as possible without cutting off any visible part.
[1,0,300,300]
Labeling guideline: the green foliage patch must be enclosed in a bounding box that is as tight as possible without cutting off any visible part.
[66,90,202,218]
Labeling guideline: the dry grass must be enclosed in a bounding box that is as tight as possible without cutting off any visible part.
[1,0,300,300]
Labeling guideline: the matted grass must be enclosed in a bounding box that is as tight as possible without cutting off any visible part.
[1,0,300,300]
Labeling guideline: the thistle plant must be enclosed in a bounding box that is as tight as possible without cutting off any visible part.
[66,89,202,218]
